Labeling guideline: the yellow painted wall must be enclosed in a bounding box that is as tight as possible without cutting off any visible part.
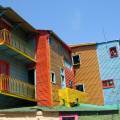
[71,45,104,105]
[50,36,72,106]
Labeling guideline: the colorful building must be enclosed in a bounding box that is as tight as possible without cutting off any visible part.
[70,43,104,105]
[0,5,120,120]
[0,6,37,108]
[0,6,87,109]
[36,30,86,107]
[70,41,120,106]
[0,104,118,120]
[97,40,120,105]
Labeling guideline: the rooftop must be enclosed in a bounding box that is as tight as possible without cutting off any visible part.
[0,104,119,112]
[0,6,36,32]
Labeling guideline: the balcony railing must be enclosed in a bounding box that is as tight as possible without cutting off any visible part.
[0,74,35,101]
[0,29,35,60]
[59,88,87,107]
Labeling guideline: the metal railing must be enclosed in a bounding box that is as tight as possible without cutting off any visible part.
[0,74,35,100]
[0,29,35,59]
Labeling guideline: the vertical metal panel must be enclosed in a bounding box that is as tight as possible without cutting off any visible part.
[97,41,120,105]
[0,54,28,82]
[12,29,35,55]
[50,38,63,106]
[36,32,52,106]
[64,67,75,89]
[50,37,73,106]
[71,45,104,105]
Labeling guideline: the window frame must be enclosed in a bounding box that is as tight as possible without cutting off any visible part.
[60,68,66,88]
[50,71,56,84]
[109,46,118,58]
[102,79,114,89]
[76,83,85,92]
[72,54,80,66]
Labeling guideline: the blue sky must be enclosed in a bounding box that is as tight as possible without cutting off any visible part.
[0,0,120,44]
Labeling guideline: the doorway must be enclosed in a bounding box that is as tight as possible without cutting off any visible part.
[28,69,35,85]
[62,117,75,120]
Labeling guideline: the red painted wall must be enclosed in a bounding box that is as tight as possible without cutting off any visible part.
[36,31,52,106]
[65,67,75,89]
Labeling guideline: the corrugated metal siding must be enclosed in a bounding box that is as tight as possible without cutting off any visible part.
[12,29,35,53]
[64,67,75,89]
[36,32,52,106]
[97,41,120,105]
[50,37,73,106]
[71,45,104,105]
[0,53,28,82]
[50,38,63,106]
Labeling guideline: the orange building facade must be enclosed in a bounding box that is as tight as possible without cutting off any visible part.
[70,44,104,105]
[36,30,75,106]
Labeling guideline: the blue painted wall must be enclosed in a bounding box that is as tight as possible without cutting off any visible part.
[97,40,120,105]
[0,53,28,82]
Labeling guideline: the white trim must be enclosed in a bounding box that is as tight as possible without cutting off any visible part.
[72,54,80,66]
[60,68,66,88]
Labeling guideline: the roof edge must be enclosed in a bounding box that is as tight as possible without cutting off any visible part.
[70,43,96,48]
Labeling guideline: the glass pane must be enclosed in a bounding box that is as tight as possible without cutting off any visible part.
[73,55,80,65]
[76,84,84,91]
[51,73,55,82]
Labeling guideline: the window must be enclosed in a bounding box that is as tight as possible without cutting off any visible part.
[60,68,66,88]
[102,79,114,88]
[76,84,85,92]
[72,55,80,66]
[60,115,78,120]
[69,80,73,88]
[109,47,118,58]
[51,71,56,84]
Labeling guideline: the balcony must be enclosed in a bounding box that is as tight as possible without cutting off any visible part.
[0,29,35,63]
[59,88,87,107]
[0,74,35,102]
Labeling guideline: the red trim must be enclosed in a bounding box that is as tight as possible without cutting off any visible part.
[102,79,114,89]
[0,60,10,76]
[0,60,10,91]
[37,30,72,53]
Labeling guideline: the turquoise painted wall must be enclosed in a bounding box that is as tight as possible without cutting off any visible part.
[0,53,28,82]
[97,40,120,105]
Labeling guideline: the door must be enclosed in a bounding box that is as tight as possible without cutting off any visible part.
[28,69,35,85]
[0,61,10,91]
[62,117,75,120]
